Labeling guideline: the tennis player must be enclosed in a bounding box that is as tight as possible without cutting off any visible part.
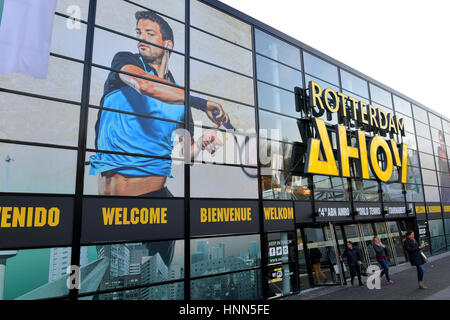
[89,11,229,266]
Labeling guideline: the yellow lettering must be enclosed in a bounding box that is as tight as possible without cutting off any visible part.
[34,207,47,227]
[47,208,60,227]
[337,125,359,177]
[305,118,339,176]
[102,208,115,225]
[1,207,12,228]
[12,207,26,228]
[309,81,324,110]
[161,208,167,224]
[115,208,123,225]
[369,136,393,182]
[130,208,139,224]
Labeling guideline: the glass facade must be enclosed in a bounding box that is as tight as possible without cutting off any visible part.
[1,0,449,301]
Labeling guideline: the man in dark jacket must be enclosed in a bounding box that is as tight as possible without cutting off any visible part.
[404,231,427,289]
[341,241,363,286]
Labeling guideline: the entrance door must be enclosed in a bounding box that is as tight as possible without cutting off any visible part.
[302,225,343,286]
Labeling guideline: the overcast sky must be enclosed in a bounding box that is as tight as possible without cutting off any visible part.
[219,0,450,120]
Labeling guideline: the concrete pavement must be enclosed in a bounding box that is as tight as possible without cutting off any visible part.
[283,251,450,300]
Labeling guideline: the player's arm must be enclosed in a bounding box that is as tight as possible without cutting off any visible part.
[119,64,185,104]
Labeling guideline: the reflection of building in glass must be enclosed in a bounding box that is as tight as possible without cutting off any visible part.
[98,244,130,279]
[168,265,184,300]
[0,251,17,300]
[140,253,169,300]
[211,243,225,260]
[190,242,259,299]
[48,247,88,282]
[195,240,210,260]
[248,241,259,260]
[128,243,149,275]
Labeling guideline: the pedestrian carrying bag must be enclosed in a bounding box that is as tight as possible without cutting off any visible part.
[420,251,428,264]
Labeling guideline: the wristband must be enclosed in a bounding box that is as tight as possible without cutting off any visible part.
[189,95,208,112]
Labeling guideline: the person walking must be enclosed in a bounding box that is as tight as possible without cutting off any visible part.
[341,241,363,286]
[308,242,327,284]
[404,231,428,289]
[373,237,393,284]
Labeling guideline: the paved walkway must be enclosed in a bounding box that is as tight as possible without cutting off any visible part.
[283,251,450,300]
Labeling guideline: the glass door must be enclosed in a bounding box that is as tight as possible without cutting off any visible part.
[303,226,341,285]
[385,221,407,265]
[296,229,311,290]
[359,223,377,266]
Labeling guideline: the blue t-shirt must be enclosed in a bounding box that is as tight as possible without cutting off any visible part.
[89,52,188,177]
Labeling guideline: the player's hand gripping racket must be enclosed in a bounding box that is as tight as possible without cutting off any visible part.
[208,109,257,179]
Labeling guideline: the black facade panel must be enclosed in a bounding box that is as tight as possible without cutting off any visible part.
[0,196,74,249]
[81,197,184,244]
[190,199,259,237]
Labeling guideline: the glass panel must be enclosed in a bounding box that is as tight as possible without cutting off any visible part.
[424,186,441,202]
[51,14,87,60]
[430,236,447,255]
[414,121,431,140]
[92,27,185,85]
[402,116,415,135]
[191,0,252,49]
[256,55,302,92]
[403,132,417,150]
[84,149,185,197]
[79,241,183,295]
[382,183,404,202]
[405,184,424,202]
[340,70,369,98]
[393,95,412,117]
[259,111,302,143]
[296,229,310,289]
[0,143,76,194]
[406,166,422,184]
[81,282,184,300]
[369,84,392,108]
[257,81,297,118]
[1,247,70,300]
[303,52,338,85]
[255,29,301,69]
[360,223,377,265]
[132,0,185,22]
[306,74,340,93]
[96,0,185,53]
[266,232,296,265]
[190,28,253,76]
[352,179,379,202]
[190,235,261,277]
[387,221,407,264]
[419,152,436,170]
[261,170,311,200]
[412,105,428,123]
[421,169,438,186]
[444,218,450,234]
[57,0,90,21]
[441,187,450,202]
[0,93,79,147]
[429,220,445,237]
[265,262,297,298]
[0,56,83,102]
[417,137,433,155]
[313,175,349,201]
[428,113,442,130]
[190,163,258,198]
[191,59,254,106]
[191,269,262,300]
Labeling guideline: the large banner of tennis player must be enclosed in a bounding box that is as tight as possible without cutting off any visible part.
[85,0,258,200]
